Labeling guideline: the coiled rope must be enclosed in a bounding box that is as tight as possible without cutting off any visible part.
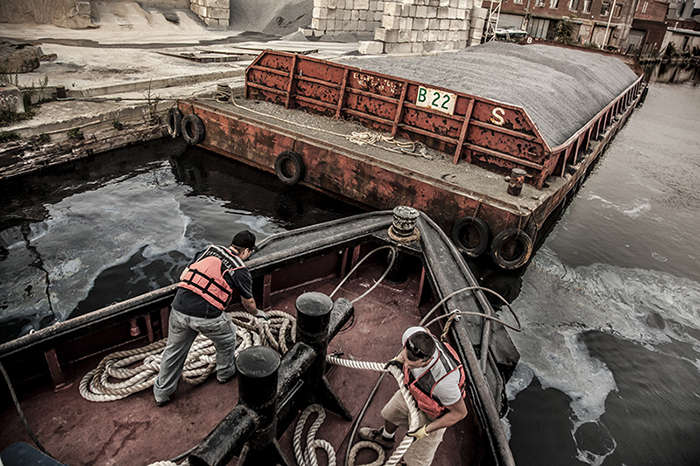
[79,310,296,402]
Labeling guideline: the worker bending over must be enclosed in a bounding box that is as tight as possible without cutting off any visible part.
[359,326,468,465]
[153,230,265,406]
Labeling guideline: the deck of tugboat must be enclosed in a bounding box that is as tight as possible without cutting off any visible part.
[199,96,566,214]
[0,265,479,465]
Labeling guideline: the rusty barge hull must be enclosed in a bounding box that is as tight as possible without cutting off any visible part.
[179,49,644,268]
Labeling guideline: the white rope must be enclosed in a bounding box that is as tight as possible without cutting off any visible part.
[79,310,296,402]
[230,97,431,159]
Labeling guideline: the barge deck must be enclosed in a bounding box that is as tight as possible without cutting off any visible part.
[178,43,643,269]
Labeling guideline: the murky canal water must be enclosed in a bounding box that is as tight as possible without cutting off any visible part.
[0,141,359,343]
[1,83,698,465]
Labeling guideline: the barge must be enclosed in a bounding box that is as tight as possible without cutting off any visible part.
[173,42,644,269]
[0,209,520,466]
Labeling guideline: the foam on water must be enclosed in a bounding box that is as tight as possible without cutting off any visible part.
[8,163,285,324]
[506,247,700,463]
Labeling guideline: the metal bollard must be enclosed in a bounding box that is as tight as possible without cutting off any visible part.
[389,206,419,238]
[237,346,291,466]
[507,168,527,196]
[296,292,352,420]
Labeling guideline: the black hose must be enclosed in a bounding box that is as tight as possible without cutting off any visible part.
[343,372,387,466]
[0,360,51,456]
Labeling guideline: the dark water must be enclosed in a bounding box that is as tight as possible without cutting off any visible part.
[0,140,359,343]
[1,84,699,465]
[499,83,700,465]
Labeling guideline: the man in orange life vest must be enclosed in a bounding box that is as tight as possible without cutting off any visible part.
[359,326,468,465]
[153,230,265,407]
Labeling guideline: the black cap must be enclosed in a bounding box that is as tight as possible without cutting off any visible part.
[232,230,256,250]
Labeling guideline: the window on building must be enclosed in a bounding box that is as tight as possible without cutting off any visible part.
[613,3,622,16]
[601,1,610,15]
[550,0,559,7]
[569,0,579,10]
[641,1,648,13]
[514,0,523,4]
[536,0,545,6]
[583,0,591,12]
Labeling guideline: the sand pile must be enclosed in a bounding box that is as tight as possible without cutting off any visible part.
[229,0,313,35]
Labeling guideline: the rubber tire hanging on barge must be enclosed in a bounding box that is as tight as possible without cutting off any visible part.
[451,217,490,258]
[274,151,305,185]
[490,228,533,270]
[167,108,182,138]
[181,114,204,145]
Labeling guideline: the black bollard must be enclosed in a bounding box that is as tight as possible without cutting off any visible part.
[237,346,292,466]
[296,292,352,421]
[189,405,256,466]
[507,168,527,196]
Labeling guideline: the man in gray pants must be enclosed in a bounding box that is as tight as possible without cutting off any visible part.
[153,230,266,406]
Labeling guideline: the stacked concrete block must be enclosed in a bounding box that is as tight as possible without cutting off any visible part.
[370,0,472,55]
[308,0,385,36]
[190,0,229,28]
[469,6,487,46]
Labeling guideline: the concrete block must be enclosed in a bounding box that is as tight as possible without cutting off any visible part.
[359,40,385,54]
[344,9,352,19]
[337,0,346,7]
[440,0,450,5]
[471,6,488,19]
[328,0,338,8]
[412,42,424,53]
[449,7,458,18]
[359,10,368,19]
[351,9,360,19]
[311,17,322,29]
[0,86,25,114]
[416,5,428,16]
[208,7,229,19]
[399,30,411,42]
[218,18,229,26]
[427,6,437,16]
[428,18,439,28]
[345,0,354,7]
[427,30,439,41]
[438,6,449,17]
[385,42,413,54]
[382,14,400,29]
[384,2,401,15]
[439,30,448,40]
[413,18,427,29]
[370,0,378,9]
[375,27,399,41]
[355,0,370,8]
[399,17,413,30]
[206,0,229,7]
[440,19,450,29]
[76,1,91,15]
[374,11,383,20]
[459,0,468,6]
[450,0,460,6]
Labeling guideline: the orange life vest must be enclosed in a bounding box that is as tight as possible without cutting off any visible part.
[403,336,467,419]
[177,245,246,311]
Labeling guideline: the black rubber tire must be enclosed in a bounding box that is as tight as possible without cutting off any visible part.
[490,228,533,270]
[451,217,489,258]
[181,114,205,145]
[274,151,305,186]
[167,108,182,138]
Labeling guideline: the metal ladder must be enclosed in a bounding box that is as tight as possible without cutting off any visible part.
[484,0,502,42]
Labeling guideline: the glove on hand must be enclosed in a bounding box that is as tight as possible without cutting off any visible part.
[383,358,403,371]
[407,425,429,440]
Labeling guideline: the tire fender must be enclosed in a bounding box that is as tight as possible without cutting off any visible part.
[167,108,182,138]
[274,151,305,186]
[490,228,533,270]
[181,114,205,145]
[451,217,490,258]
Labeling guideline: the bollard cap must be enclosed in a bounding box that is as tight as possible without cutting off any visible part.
[296,292,333,317]
[511,168,527,177]
[237,346,280,379]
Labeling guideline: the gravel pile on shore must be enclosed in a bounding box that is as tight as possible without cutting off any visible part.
[338,42,638,147]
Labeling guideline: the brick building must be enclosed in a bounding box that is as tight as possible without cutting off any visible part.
[627,0,669,53]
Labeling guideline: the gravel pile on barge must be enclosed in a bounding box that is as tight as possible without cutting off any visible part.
[337,42,638,146]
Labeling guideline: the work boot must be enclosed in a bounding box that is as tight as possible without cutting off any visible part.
[217,367,236,384]
[358,427,395,449]
[155,398,170,408]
